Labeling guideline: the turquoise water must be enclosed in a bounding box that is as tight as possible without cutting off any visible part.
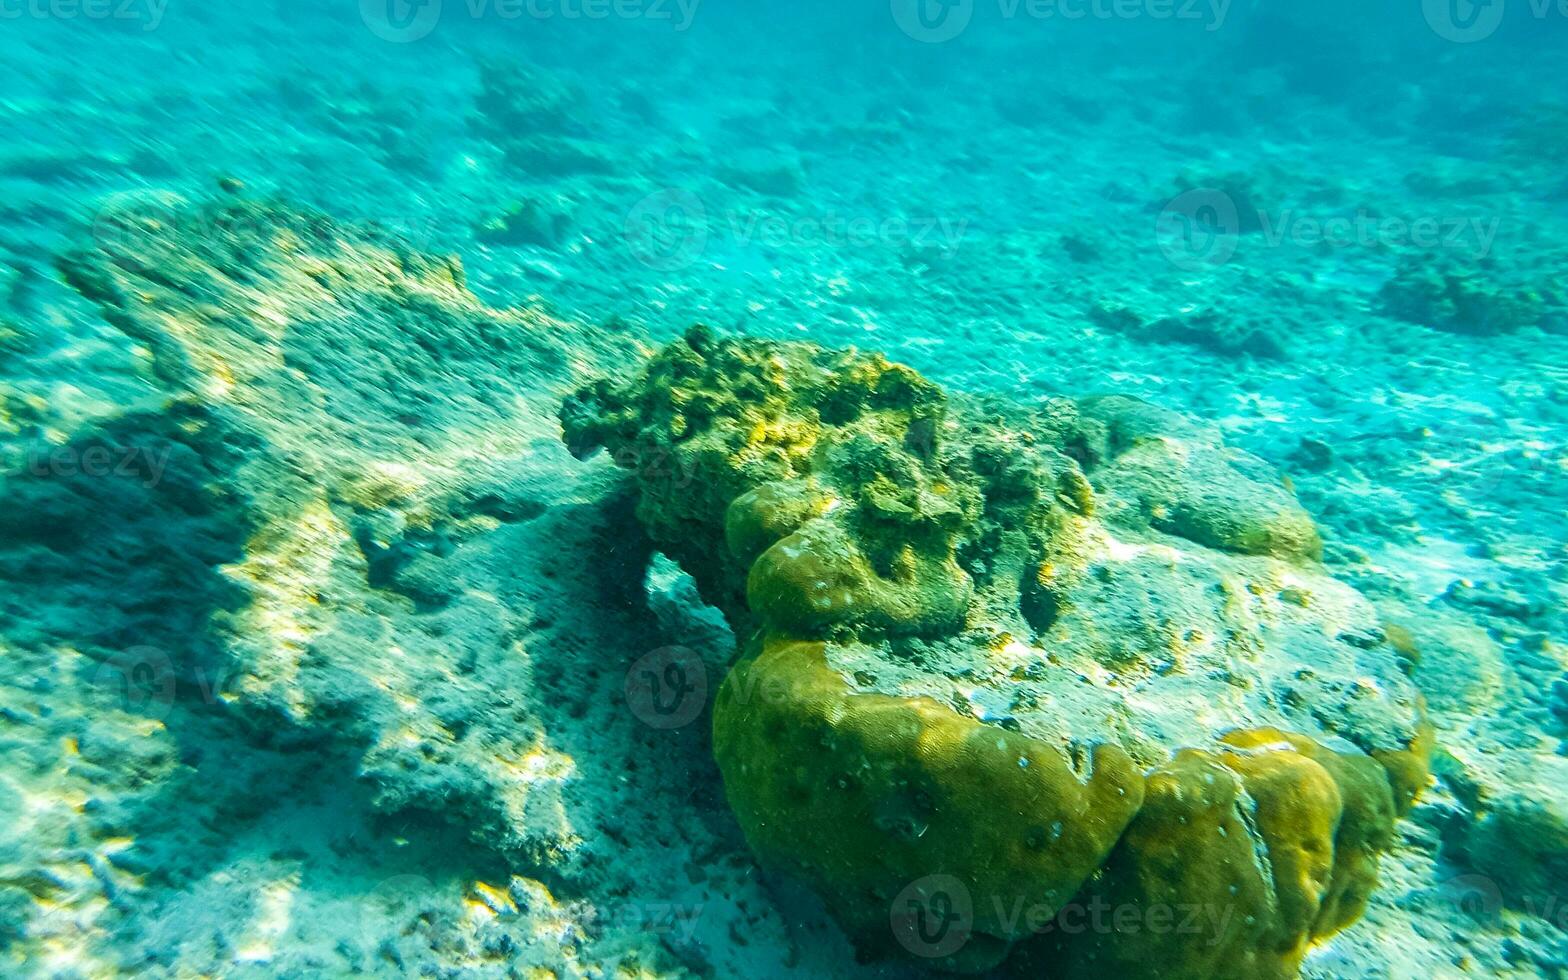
[0,3,1565,977]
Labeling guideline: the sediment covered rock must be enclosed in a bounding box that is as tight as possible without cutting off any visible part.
[0,198,744,976]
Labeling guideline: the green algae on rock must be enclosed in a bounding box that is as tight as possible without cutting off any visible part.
[564,327,1434,976]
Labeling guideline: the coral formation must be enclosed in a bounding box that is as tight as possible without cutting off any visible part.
[1380,251,1558,335]
[471,60,615,176]
[475,194,577,248]
[1463,794,1568,908]
[564,328,1434,975]
[1408,599,1568,925]
[1091,303,1290,360]
[1,196,773,975]
[1030,726,1407,980]
[1,9,1565,976]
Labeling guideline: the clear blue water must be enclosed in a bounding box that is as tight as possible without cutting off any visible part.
[0,3,1565,977]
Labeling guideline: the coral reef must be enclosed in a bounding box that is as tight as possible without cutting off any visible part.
[0,197,779,976]
[1399,597,1568,928]
[1462,795,1568,908]
[1380,251,1561,335]
[475,194,578,248]
[1,8,1565,976]
[1091,303,1290,360]
[471,60,616,177]
[563,328,1434,975]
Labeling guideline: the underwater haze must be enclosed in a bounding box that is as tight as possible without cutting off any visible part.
[1,1,1566,977]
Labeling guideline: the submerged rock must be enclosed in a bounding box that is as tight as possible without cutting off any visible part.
[471,60,618,177]
[563,327,1434,977]
[1380,251,1561,336]
[0,198,763,976]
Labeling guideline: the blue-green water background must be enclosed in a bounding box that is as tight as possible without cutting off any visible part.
[1,1,1566,976]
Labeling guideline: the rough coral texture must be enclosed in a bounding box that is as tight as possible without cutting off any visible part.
[563,327,1435,976]
[1379,250,1562,336]
[1,198,775,976]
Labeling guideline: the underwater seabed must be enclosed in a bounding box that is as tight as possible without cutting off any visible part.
[1,3,1567,978]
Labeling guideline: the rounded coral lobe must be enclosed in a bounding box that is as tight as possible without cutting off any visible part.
[563,330,1433,977]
